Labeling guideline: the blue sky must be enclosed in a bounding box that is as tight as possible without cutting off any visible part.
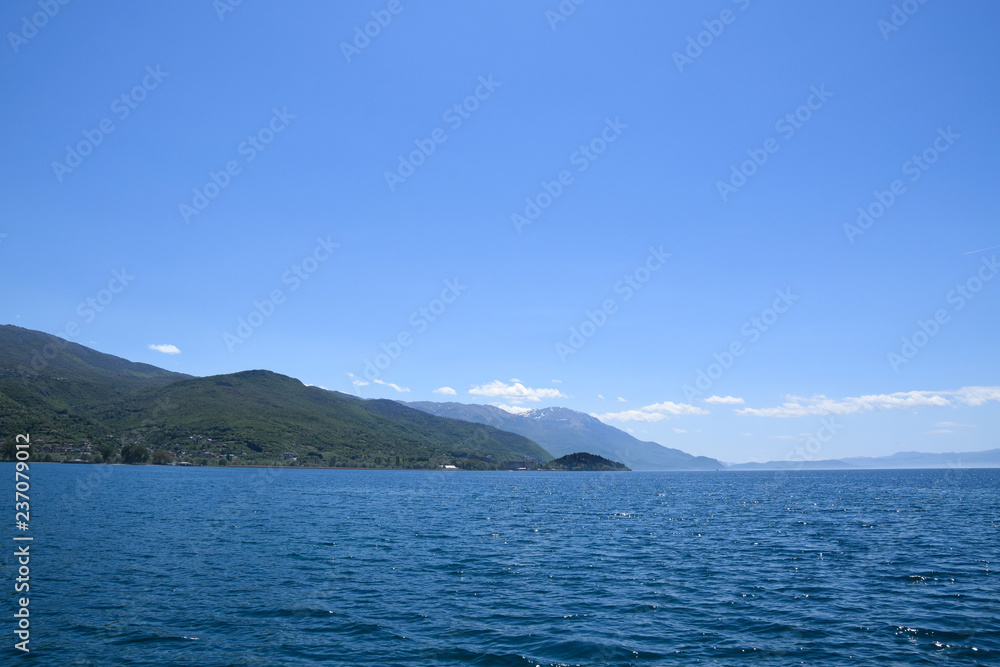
[2,1,998,463]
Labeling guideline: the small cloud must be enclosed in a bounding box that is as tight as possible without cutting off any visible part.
[509,378,522,383]
[597,394,605,400]
[346,372,369,387]
[374,379,409,393]
[494,404,532,415]
[617,397,627,402]
[551,379,562,384]
[933,421,973,428]
[742,433,753,437]
[672,428,687,434]
[469,380,566,404]
[433,386,457,395]
[626,428,634,434]
[704,395,744,405]
[148,344,181,355]
[594,400,709,423]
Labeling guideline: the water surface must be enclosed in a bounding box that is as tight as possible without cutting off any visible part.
[6,465,998,665]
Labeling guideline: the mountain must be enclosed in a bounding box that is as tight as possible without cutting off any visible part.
[726,449,1000,470]
[404,402,722,470]
[0,325,550,468]
[0,324,191,443]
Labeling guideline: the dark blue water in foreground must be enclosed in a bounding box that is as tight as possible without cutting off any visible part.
[4,465,999,665]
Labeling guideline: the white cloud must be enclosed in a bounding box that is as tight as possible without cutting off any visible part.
[735,386,1000,418]
[468,380,566,404]
[617,396,627,402]
[672,428,687,434]
[934,421,973,428]
[954,386,1000,406]
[552,379,562,384]
[593,409,668,422]
[433,386,457,395]
[704,395,744,405]
[148,344,180,355]
[593,400,709,423]
[597,394,605,400]
[346,372,369,387]
[374,379,410,393]
[494,404,532,415]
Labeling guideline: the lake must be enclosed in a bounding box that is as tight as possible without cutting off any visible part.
[5,464,998,665]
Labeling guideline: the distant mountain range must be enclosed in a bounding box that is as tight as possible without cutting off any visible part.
[404,401,722,471]
[1,324,996,470]
[727,449,1000,470]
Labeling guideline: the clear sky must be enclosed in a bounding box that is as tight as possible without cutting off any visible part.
[2,1,998,463]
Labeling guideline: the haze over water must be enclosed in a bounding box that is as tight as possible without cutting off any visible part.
[16,464,999,665]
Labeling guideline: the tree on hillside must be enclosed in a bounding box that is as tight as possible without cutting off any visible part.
[120,444,149,464]
[151,450,173,465]
[99,444,117,463]
[0,440,32,461]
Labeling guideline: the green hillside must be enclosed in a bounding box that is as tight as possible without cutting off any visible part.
[546,452,630,471]
[0,325,551,468]
[0,325,189,444]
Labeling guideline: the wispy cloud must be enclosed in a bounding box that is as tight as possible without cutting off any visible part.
[933,421,973,428]
[617,396,627,402]
[594,401,709,423]
[433,386,457,395]
[736,386,1000,418]
[346,372,369,387]
[148,344,180,355]
[672,428,687,434]
[964,244,1000,254]
[704,395,744,405]
[469,380,566,404]
[374,379,410,393]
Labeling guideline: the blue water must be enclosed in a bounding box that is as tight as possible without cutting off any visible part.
[4,465,998,665]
